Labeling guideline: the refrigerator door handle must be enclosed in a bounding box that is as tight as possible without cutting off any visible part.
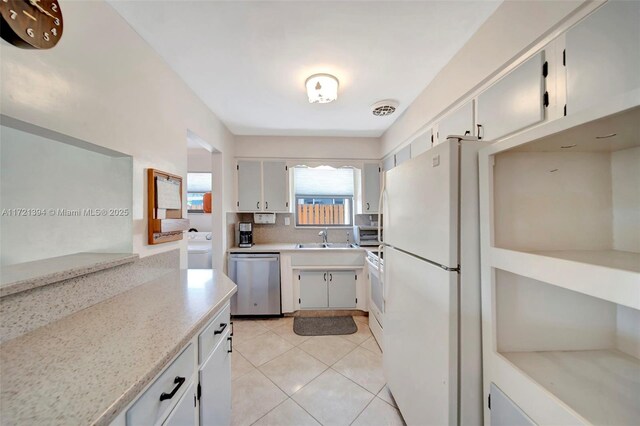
[377,168,386,244]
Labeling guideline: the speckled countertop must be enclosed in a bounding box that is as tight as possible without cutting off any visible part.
[0,269,237,425]
[0,252,139,297]
[228,243,373,253]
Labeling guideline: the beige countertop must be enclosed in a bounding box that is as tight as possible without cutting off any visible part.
[228,243,298,252]
[0,252,139,298]
[0,269,237,426]
[228,243,375,253]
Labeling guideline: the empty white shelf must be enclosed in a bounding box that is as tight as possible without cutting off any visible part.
[503,349,640,426]
[531,250,640,273]
[490,248,640,309]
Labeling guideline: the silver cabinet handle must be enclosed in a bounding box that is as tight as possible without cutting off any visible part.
[256,201,260,210]
[265,201,269,210]
[324,272,327,281]
[366,202,370,210]
[329,273,333,282]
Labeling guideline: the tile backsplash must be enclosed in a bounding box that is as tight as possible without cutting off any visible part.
[233,213,381,245]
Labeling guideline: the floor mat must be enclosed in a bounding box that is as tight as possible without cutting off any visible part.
[293,316,358,336]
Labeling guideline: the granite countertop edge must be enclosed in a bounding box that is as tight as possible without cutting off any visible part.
[0,253,140,298]
[95,280,237,426]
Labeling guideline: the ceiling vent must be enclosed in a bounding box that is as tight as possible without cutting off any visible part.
[371,100,399,117]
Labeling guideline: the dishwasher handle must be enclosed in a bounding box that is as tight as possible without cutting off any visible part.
[229,257,279,262]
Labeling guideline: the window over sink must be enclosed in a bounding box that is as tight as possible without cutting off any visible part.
[293,166,354,227]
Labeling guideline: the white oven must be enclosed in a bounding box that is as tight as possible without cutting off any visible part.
[366,248,384,349]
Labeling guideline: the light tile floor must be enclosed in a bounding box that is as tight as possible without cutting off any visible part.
[230,315,405,426]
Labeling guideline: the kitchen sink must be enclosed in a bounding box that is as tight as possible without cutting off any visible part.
[296,243,358,249]
[296,243,327,249]
[324,243,358,248]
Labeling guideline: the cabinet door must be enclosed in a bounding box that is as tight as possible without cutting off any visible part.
[299,271,328,309]
[566,1,640,115]
[162,381,197,426]
[363,163,381,213]
[437,101,474,144]
[489,383,535,426]
[410,130,432,158]
[395,145,412,167]
[477,52,545,141]
[262,161,289,212]
[382,155,395,172]
[328,270,357,309]
[237,160,262,211]
[199,332,232,426]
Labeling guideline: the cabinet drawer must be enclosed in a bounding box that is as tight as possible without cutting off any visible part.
[198,302,231,363]
[126,344,195,426]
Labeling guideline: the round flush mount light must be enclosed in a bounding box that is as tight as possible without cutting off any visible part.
[305,74,339,104]
[371,100,399,117]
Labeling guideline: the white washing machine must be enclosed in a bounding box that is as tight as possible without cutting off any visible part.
[187,232,212,269]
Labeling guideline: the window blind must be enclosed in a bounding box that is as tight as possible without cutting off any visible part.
[187,172,212,192]
[293,167,354,196]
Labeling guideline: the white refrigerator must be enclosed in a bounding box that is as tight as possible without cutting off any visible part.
[382,137,487,426]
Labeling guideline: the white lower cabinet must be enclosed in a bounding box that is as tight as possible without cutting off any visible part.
[115,302,232,426]
[327,271,357,309]
[163,381,198,426]
[489,383,534,426]
[299,271,328,308]
[199,330,232,426]
[299,270,356,309]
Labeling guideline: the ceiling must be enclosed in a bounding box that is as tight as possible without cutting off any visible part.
[109,1,502,137]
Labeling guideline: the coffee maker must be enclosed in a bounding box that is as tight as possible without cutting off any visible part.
[237,222,254,248]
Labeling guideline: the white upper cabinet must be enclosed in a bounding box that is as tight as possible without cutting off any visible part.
[237,160,289,212]
[437,101,474,144]
[395,144,412,167]
[363,163,381,213]
[477,51,546,141]
[237,160,262,211]
[410,130,432,158]
[382,155,395,172]
[262,161,288,212]
[565,1,640,115]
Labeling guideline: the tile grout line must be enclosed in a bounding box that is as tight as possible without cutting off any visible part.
[233,317,389,426]
[348,393,378,426]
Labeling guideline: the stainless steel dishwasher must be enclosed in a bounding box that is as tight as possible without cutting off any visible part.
[228,253,281,315]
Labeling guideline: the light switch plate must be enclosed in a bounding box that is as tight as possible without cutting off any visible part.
[284,217,290,226]
[432,155,440,167]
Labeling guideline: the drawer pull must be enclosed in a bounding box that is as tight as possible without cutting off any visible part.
[213,323,228,335]
[159,376,186,401]
[230,321,234,337]
[228,336,233,353]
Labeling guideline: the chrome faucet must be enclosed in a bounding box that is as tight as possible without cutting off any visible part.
[318,228,328,244]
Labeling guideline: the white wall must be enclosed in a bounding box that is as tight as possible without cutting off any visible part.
[0,0,236,267]
[612,146,640,253]
[381,0,589,156]
[235,135,380,160]
[1,124,132,265]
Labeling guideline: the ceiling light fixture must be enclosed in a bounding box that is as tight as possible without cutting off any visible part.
[305,74,339,104]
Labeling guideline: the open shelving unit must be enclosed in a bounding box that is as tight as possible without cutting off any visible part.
[479,99,640,425]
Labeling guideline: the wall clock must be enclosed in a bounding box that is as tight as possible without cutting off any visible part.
[0,0,63,49]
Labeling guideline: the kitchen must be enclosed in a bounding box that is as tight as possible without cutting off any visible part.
[0,1,638,426]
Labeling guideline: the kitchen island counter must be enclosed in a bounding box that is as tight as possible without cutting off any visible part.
[0,269,236,425]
